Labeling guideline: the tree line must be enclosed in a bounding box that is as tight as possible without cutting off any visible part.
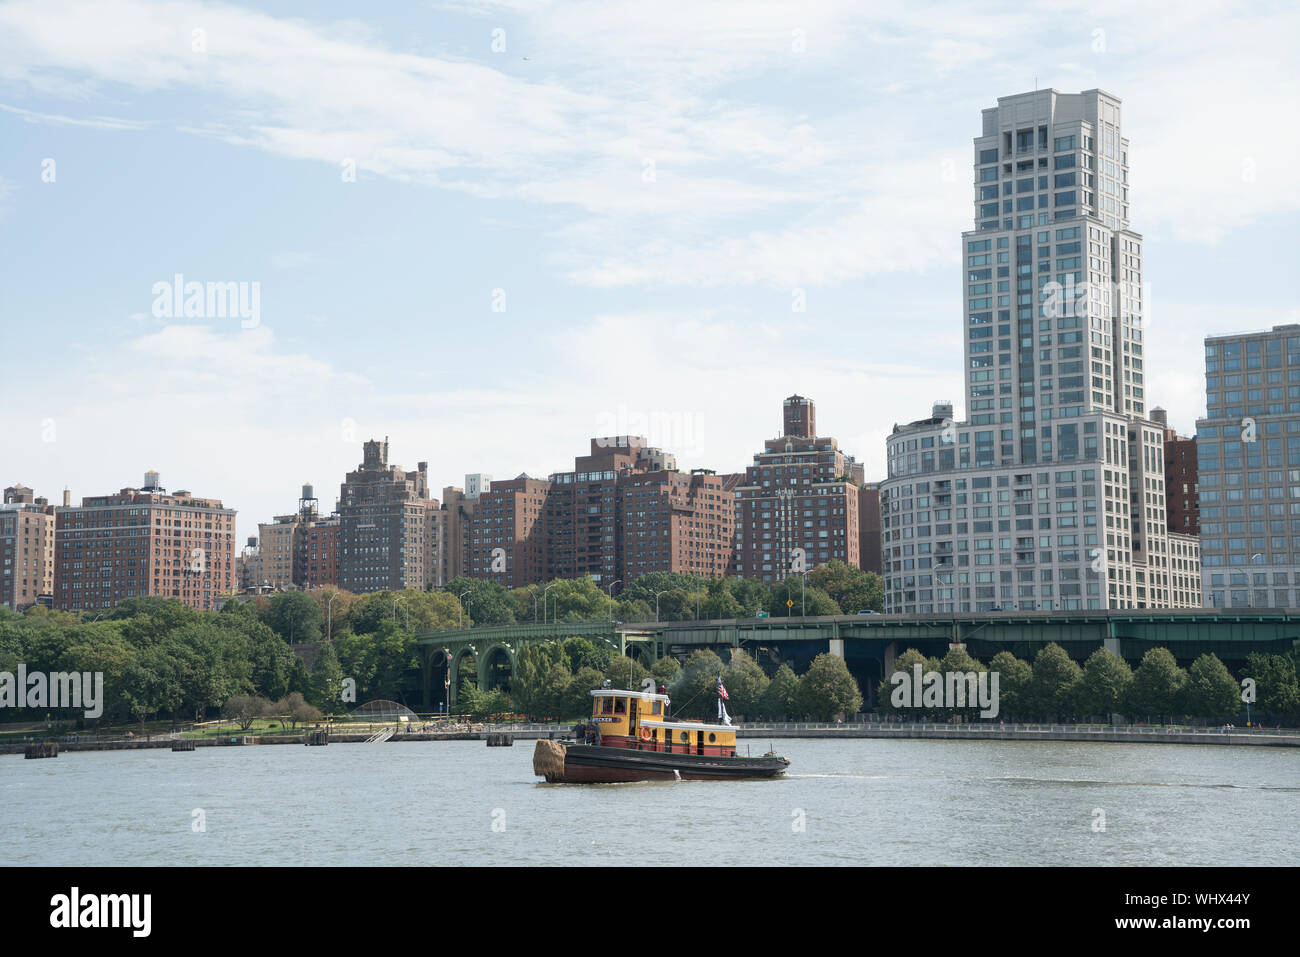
[0,571,876,727]
[459,640,864,723]
[875,643,1300,724]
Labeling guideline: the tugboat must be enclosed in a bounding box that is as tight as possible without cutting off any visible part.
[533,680,789,783]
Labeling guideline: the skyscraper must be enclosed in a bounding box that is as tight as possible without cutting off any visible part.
[881,89,1199,612]
[732,396,861,582]
[337,439,439,593]
[1197,325,1300,608]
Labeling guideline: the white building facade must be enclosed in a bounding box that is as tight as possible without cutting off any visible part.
[881,89,1199,613]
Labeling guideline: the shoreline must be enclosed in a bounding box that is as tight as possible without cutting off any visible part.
[5,722,1298,754]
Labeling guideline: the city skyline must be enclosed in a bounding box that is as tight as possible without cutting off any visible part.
[2,1,1298,550]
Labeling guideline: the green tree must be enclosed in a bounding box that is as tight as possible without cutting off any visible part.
[936,645,988,721]
[769,577,840,617]
[720,578,771,618]
[876,648,942,719]
[563,666,605,720]
[1027,643,1083,721]
[603,654,650,691]
[223,694,273,731]
[265,592,322,644]
[1182,654,1241,720]
[723,648,770,720]
[651,656,681,685]
[275,692,320,730]
[667,649,726,719]
[444,577,516,626]
[309,642,346,714]
[808,560,883,614]
[1241,653,1300,721]
[1127,647,1186,721]
[510,642,563,719]
[534,661,574,720]
[1078,647,1133,719]
[759,664,800,720]
[699,579,743,620]
[988,651,1033,719]
[797,653,863,720]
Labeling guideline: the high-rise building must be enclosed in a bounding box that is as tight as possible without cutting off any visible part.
[53,472,237,611]
[544,436,669,585]
[881,89,1198,612]
[1197,325,1300,608]
[1,484,56,611]
[244,485,341,592]
[1151,407,1200,537]
[619,468,736,580]
[256,513,299,588]
[298,515,340,589]
[732,396,861,582]
[858,483,882,576]
[467,475,552,587]
[433,476,491,586]
[338,439,438,593]
[458,438,735,590]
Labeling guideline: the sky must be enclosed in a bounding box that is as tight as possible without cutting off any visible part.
[1,0,1297,545]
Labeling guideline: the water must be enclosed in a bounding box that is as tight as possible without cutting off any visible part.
[2,739,1296,866]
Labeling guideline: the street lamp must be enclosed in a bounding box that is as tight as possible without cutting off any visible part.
[326,590,338,641]
[543,582,558,624]
[605,580,621,621]
[391,595,409,629]
[458,590,471,629]
[654,589,669,622]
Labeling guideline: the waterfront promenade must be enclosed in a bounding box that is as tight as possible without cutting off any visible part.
[5,721,1297,753]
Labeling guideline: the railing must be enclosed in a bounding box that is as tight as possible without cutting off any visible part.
[732,720,1299,736]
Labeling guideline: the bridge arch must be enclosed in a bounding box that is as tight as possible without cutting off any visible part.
[478,643,517,692]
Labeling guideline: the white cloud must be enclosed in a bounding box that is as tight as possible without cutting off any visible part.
[2,0,1296,291]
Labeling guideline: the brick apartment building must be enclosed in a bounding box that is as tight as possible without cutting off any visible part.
[467,475,552,588]
[433,475,491,587]
[858,483,882,575]
[1151,408,1199,536]
[732,395,862,582]
[338,439,439,593]
[460,437,737,590]
[1,484,57,611]
[53,471,236,612]
[619,468,737,580]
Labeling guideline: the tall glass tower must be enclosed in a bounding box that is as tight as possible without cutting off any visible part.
[880,89,1201,613]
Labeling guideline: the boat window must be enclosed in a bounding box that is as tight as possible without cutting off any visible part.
[652,701,661,715]
[614,698,626,714]
[600,697,613,714]
[679,731,689,742]
[708,733,716,743]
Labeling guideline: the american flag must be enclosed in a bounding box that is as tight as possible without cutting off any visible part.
[716,677,729,701]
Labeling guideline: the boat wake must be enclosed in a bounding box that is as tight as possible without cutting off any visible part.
[986,776,1300,792]
[786,773,890,780]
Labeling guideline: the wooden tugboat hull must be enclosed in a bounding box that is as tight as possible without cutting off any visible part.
[540,742,789,783]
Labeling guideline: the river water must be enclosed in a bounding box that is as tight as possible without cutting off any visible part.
[3,739,1296,866]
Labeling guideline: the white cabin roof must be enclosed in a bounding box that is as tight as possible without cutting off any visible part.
[639,719,735,734]
[589,689,669,703]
